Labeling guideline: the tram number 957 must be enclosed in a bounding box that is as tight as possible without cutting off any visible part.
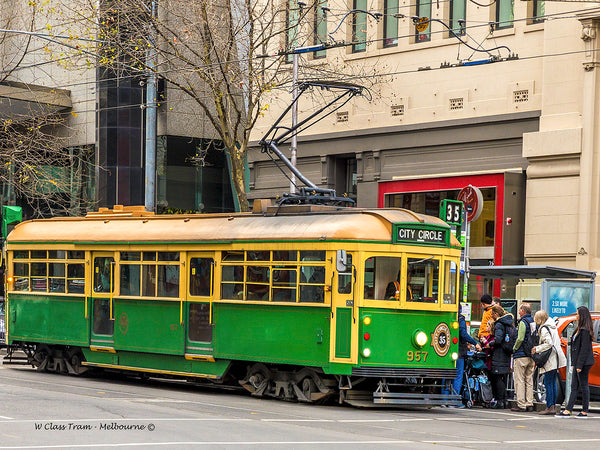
[407,351,428,362]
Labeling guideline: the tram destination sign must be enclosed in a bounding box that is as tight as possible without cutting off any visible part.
[392,224,449,246]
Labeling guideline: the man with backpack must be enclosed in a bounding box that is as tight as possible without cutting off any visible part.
[511,303,536,412]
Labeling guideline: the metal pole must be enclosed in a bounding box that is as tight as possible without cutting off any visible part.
[144,0,157,212]
[290,52,299,194]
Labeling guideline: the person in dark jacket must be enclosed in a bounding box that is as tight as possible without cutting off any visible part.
[511,303,535,412]
[488,305,514,409]
[556,306,596,418]
[452,309,481,396]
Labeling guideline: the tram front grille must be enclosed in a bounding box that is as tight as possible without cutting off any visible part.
[351,367,457,379]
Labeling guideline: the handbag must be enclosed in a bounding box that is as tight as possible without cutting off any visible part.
[532,347,553,367]
[531,324,553,367]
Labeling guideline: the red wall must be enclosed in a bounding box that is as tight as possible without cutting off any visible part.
[378,173,505,297]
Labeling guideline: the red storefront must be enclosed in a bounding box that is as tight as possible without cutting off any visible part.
[378,172,525,301]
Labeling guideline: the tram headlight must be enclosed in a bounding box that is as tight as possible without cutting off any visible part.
[363,316,371,326]
[451,321,459,330]
[413,330,428,348]
[451,352,459,361]
[362,348,371,358]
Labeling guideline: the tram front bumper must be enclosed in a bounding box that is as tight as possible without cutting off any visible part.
[373,392,462,407]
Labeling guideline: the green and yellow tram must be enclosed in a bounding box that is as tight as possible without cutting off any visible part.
[5,203,462,406]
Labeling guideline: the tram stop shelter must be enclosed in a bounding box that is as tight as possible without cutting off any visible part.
[469,265,597,316]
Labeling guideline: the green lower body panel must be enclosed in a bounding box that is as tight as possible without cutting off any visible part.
[81,348,231,380]
[8,294,88,346]
[213,303,331,366]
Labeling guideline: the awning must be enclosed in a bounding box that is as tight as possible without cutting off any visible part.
[469,265,596,281]
[0,81,71,122]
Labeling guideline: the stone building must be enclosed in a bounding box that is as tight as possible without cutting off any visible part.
[249,0,600,307]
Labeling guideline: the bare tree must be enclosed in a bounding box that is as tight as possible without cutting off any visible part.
[0,2,96,217]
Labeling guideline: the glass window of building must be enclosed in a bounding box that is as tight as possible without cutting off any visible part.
[384,0,399,47]
[352,0,367,52]
[415,0,432,42]
[449,0,466,36]
[496,0,514,29]
[313,0,327,58]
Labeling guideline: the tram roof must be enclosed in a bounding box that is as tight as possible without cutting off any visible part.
[7,206,460,246]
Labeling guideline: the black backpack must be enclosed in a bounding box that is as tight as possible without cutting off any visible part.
[502,322,518,354]
[519,319,535,356]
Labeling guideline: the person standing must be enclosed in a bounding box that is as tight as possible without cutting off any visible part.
[478,294,494,340]
[556,306,596,418]
[511,303,536,412]
[532,310,567,415]
[453,306,482,397]
[489,305,514,409]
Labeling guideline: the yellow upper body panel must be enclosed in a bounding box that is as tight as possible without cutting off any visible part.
[6,206,460,246]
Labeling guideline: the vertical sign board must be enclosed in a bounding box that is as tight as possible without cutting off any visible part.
[541,280,595,318]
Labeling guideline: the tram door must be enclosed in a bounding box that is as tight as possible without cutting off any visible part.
[185,254,214,356]
[330,251,357,364]
[90,253,115,349]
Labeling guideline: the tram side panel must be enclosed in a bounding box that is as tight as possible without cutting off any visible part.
[212,302,331,367]
[8,293,89,347]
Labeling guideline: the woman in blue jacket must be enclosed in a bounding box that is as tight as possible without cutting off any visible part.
[556,306,596,418]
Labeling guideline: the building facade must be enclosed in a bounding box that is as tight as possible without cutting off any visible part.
[249,0,600,308]
[0,1,234,217]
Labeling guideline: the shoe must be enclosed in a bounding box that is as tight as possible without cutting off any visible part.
[511,406,526,412]
[526,406,534,412]
[539,405,556,415]
[449,404,466,409]
[575,412,588,419]
[555,411,571,418]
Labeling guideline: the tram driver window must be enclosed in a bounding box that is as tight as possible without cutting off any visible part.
[190,258,213,297]
[407,257,440,303]
[364,256,402,300]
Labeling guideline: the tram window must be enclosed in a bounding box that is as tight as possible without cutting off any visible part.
[14,251,29,259]
[443,261,458,304]
[47,250,66,259]
[300,266,325,303]
[247,251,270,262]
[120,264,141,296]
[407,257,440,303]
[222,251,244,262]
[31,251,46,259]
[68,251,84,259]
[246,266,269,301]
[94,257,114,293]
[49,263,66,293]
[300,251,326,261]
[143,252,157,261]
[338,253,353,294]
[67,263,85,294]
[190,258,213,297]
[14,262,28,277]
[272,268,297,302]
[31,263,46,277]
[189,302,213,342]
[93,298,114,335]
[157,265,179,297]
[15,278,29,291]
[121,252,141,261]
[274,251,297,262]
[142,265,157,297]
[158,252,179,262]
[364,256,403,300]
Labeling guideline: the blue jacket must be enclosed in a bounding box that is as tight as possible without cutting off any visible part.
[458,314,478,358]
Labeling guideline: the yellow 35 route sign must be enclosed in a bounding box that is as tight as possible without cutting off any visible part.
[415,17,430,32]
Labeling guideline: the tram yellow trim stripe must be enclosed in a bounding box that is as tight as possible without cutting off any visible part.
[81,362,218,379]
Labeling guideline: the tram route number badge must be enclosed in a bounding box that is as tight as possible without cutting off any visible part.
[431,322,450,357]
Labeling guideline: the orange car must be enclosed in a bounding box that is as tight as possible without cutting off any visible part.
[555,312,600,398]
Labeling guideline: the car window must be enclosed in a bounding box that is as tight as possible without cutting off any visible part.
[594,319,600,343]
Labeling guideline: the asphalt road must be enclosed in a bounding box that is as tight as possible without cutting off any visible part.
[0,362,599,449]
